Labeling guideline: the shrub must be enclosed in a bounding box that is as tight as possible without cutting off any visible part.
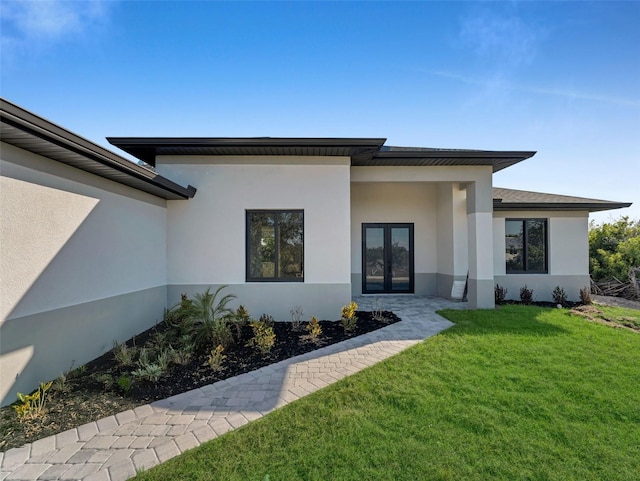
[519,285,534,304]
[580,286,592,305]
[371,298,388,322]
[156,348,172,372]
[117,375,132,393]
[341,301,358,333]
[113,341,137,366]
[131,364,163,382]
[168,344,193,365]
[495,284,508,305]
[207,345,226,372]
[94,373,114,390]
[305,316,322,343]
[211,318,234,349]
[247,320,276,355]
[231,305,251,340]
[552,286,568,306]
[259,313,275,328]
[13,381,53,421]
[290,305,304,331]
[187,286,237,348]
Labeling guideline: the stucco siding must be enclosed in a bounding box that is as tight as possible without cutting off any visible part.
[493,211,590,301]
[1,143,168,406]
[158,157,352,318]
[350,182,438,295]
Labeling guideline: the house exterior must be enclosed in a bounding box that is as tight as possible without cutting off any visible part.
[0,97,631,406]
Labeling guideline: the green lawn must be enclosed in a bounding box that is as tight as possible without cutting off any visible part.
[135,305,640,481]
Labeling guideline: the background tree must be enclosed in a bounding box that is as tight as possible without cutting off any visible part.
[589,217,640,281]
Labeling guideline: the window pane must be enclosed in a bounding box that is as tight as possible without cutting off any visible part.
[248,212,275,278]
[526,220,546,272]
[505,220,524,272]
[277,212,303,279]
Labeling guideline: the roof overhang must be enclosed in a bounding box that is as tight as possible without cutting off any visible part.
[107,137,387,167]
[107,137,535,173]
[364,148,536,173]
[493,187,632,213]
[1,99,196,200]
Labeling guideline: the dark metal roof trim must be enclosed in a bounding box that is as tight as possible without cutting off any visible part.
[367,149,536,172]
[107,137,387,166]
[1,98,196,200]
[493,187,631,213]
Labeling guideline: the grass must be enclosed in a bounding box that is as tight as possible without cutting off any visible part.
[135,305,640,481]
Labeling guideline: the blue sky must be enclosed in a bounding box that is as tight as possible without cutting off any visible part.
[1,1,638,224]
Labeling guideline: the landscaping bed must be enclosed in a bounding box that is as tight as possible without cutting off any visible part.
[0,300,399,452]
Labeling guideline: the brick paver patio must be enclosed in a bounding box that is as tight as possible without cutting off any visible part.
[1,296,464,481]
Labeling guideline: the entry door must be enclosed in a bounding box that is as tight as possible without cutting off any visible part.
[362,223,414,294]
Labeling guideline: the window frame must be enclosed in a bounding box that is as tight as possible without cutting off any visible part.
[245,209,304,282]
[505,218,549,274]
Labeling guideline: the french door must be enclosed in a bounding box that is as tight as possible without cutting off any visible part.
[362,223,414,294]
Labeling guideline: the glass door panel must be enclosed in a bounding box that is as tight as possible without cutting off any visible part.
[362,223,414,294]
[364,227,385,292]
[390,227,411,292]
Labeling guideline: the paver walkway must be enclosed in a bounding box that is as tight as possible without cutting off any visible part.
[1,296,465,481]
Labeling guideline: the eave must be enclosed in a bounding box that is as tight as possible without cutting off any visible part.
[1,98,196,200]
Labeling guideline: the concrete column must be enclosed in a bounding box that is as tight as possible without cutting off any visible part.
[466,177,495,308]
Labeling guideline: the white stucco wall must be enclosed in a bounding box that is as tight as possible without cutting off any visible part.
[0,142,168,405]
[157,156,352,319]
[493,210,590,301]
[350,182,438,277]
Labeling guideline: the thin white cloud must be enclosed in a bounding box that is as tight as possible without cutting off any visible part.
[459,9,539,67]
[431,70,640,109]
[1,0,113,52]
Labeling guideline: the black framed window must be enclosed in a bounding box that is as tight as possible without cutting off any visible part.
[505,219,548,273]
[246,210,303,282]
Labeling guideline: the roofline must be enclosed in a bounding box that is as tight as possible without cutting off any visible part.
[1,98,196,200]
[493,201,632,213]
[375,150,536,159]
[107,137,388,165]
[107,137,388,147]
[107,137,534,172]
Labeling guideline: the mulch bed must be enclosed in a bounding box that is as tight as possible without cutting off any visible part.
[0,311,400,452]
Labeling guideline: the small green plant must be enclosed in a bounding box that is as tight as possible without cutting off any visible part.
[259,313,275,328]
[290,305,304,331]
[13,381,53,421]
[113,341,137,366]
[247,320,276,355]
[341,301,358,333]
[207,345,227,371]
[187,286,237,348]
[156,348,172,372]
[138,347,151,367]
[94,373,114,390]
[168,344,193,365]
[117,375,133,393]
[305,316,323,343]
[372,298,387,322]
[231,305,251,340]
[131,364,163,382]
[580,286,592,305]
[495,284,508,305]
[210,318,234,349]
[149,329,170,350]
[519,285,534,304]
[552,286,568,306]
[53,359,76,394]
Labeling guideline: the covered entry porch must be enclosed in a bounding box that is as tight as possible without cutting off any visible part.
[350,166,495,308]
